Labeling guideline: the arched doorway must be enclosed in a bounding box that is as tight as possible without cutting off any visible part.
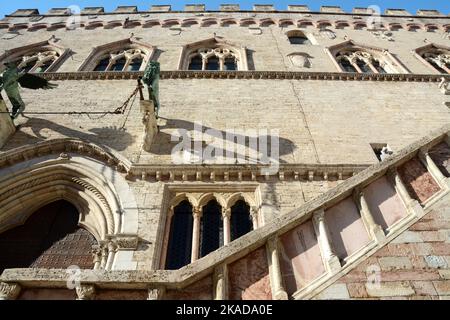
[0,200,97,273]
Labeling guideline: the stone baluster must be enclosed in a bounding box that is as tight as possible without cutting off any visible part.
[0,282,21,300]
[353,189,385,242]
[76,284,96,300]
[312,209,341,273]
[213,264,228,300]
[222,208,231,245]
[266,236,288,300]
[418,147,447,188]
[387,167,423,217]
[191,207,202,262]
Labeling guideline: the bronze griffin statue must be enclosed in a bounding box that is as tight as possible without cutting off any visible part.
[0,62,57,119]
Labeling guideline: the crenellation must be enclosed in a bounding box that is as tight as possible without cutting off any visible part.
[150,5,172,12]
[220,4,240,12]
[114,6,138,13]
[253,5,275,12]
[81,7,105,14]
[385,9,412,16]
[320,6,344,14]
[9,9,39,17]
[46,8,71,15]
[184,4,205,12]
[287,5,310,12]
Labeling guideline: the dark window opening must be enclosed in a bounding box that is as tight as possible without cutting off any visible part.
[372,59,386,73]
[230,200,253,241]
[111,58,126,71]
[0,200,96,273]
[224,57,237,71]
[356,59,373,73]
[127,58,143,71]
[20,61,35,73]
[188,55,203,70]
[288,35,311,45]
[428,59,447,74]
[165,200,193,270]
[200,200,223,257]
[206,57,220,71]
[339,59,357,72]
[94,58,110,71]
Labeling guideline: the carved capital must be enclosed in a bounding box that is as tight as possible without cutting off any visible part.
[193,207,202,219]
[312,208,326,224]
[0,282,21,300]
[222,208,231,219]
[76,284,96,300]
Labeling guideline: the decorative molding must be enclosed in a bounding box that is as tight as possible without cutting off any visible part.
[37,70,450,82]
[0,282,21,300]
[76,284,96,300]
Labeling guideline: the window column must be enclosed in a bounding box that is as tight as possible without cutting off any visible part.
[222,208,231,245]
[191,206,202,262]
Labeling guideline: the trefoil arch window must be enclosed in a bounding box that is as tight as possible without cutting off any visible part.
[163,195,258,270]
[179,37,248,71]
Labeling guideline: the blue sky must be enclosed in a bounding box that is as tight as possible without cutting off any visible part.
[1,1,449,18]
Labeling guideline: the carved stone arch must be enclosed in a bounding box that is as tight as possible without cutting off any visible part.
[220,18,237,27]
[143,20,161,28]
[162,19,180,28]
[104,20,123,29]
[77,37,156,71]
[178,37,249,71]
[200,18,217,27]
[169,193,199,209]
[198,192,226,209]
[414,43,450,74]
[181,19,199,27]
[226,192,256,209]
[259,18,276,27]
[278,19,294,28]
[326,40,409,74]
[0,38,70,73]
[240,18,257,27]
[0,163,122,240]
[28,23,50,32]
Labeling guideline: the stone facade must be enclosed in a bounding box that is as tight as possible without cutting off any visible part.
[0,5,449,300]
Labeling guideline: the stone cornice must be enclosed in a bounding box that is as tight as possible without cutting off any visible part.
[0,138,368,182]
[40,71,450,82]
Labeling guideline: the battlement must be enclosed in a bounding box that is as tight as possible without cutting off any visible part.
[5,4,449,17]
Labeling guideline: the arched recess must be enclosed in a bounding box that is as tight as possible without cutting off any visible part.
[0,200,97,273]
[178,37,249,71]
[326,40,410,74]
[77,37,156,72]
[0,151,139,271]
[0,38,70,73]
[414,43,450,74]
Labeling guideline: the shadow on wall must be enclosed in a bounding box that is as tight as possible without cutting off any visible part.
[2,117,134,152]
[147,118,296,164]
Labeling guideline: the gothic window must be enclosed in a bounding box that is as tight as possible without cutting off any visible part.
[163,192,259,270]
[335,49,390,74]
[200,200,223,257]
[188,48,239,71]
[0,200,97,273]
[230,200,253,241]
[93,48,146,72]
[287,30,311,45]
[165,200,193,270]
[421,49,450,74]
[79,38,156,72]
[180,38,248,71]
[9,50,61,73]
